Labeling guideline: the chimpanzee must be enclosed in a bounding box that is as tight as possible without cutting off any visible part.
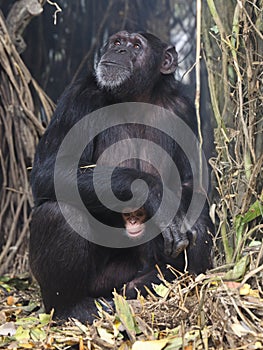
[29,31,214,323]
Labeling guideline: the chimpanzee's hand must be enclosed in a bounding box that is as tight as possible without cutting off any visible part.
[161,222,190,258]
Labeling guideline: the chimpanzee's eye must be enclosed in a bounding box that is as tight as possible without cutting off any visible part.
[134,42,141,49]
[114,40,121,46]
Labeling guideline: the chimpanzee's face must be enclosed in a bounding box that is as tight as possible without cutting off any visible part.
[96,31,151,89]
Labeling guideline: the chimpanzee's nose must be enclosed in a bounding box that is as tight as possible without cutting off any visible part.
[117,48,128,54]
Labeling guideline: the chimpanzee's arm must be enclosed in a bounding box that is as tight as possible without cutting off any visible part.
[31,140,165,218]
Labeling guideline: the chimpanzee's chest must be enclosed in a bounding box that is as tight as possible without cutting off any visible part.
[92,124,174,178]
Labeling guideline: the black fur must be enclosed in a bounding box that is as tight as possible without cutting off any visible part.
[29,31,214,323]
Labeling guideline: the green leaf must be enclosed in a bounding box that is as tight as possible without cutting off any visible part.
[38,313,51,326]
[210,25,219,34]
[165,329,203,350]
[0,276,30,291]
[23,302,41,313]
[249,241,261,247]
[15,317,39,327]
[30,327,47,342]
[113,293,137,340]
[15,326,30,341]
[241,199,263,223]
[224,256,248,281]
[152,283,169,298]
[234,198,262,247]
[235,199,263,229]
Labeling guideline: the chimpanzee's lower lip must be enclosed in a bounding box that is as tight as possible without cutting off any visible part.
[100,61,129,69]
[127,228,144,237]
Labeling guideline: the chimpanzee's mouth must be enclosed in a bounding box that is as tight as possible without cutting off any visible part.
[99,61,130,70]
[126,226,144,238]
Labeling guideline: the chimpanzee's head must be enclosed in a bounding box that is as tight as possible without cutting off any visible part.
[95,31,178,95]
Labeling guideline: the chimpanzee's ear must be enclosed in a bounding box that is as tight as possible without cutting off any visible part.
[160,45,178,74]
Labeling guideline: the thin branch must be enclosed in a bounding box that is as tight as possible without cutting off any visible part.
[195,0,203,189]
[46,0,62,25]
